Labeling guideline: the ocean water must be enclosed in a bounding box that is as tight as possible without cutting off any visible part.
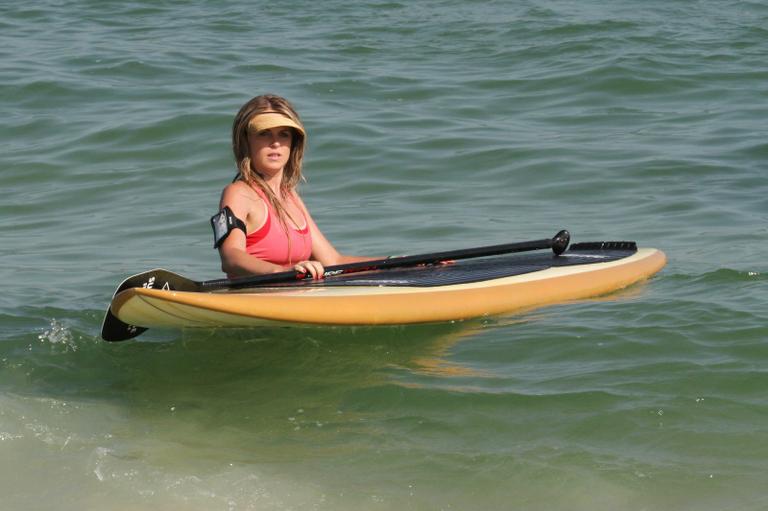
[2,0,767,509]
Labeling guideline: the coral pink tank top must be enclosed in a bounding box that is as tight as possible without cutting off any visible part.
[244,188,312,267]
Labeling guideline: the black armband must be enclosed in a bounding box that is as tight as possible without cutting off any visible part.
[211,206,247,248]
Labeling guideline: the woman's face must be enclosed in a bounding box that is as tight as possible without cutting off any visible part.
[248,126,293,176]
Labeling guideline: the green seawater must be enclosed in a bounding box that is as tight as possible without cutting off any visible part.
[1,1,767,509]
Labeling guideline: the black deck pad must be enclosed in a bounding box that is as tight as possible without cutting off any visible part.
[268,245,637,289]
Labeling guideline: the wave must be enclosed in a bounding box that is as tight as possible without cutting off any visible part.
[667,268,765,285]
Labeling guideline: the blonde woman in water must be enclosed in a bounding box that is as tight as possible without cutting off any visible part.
[212,94,375,279]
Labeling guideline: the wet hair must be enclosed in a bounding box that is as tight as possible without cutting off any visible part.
[231,94,307,241]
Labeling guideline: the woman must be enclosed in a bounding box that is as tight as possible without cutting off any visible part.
[212,94,374,279]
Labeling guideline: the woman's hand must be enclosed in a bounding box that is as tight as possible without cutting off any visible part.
[293,260,325,279]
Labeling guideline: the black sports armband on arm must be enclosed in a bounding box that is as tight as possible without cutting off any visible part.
[211,206,247,248]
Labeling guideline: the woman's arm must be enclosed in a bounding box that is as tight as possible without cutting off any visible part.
[216,183,287,277]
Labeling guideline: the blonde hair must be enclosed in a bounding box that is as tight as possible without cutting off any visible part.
[231,94,307,252]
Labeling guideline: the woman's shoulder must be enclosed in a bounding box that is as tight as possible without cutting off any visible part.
[220,181,268,219]
[221,180,262,202]
[222,179,250,195]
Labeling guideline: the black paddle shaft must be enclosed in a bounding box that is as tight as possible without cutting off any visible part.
[202,229,570,291]
[100,230,569,341]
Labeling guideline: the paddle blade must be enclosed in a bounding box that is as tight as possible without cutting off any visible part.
[100,268,198,342]
[101,309,147,342]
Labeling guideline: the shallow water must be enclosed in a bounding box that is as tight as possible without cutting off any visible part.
[2,0,767,509]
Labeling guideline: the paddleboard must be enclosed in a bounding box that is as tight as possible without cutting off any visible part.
[108,243,665,331]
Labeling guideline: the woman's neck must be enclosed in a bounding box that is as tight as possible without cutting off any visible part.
[255,169,285,197]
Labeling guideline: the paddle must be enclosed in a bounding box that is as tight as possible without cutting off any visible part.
[100,229,570,342]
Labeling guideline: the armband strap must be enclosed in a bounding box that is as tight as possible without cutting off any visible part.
[211,206,247,248]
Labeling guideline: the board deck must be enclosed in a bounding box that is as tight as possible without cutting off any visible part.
[110,246,666,330]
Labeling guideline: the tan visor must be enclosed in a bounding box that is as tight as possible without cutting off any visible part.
[247,112,305,136]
